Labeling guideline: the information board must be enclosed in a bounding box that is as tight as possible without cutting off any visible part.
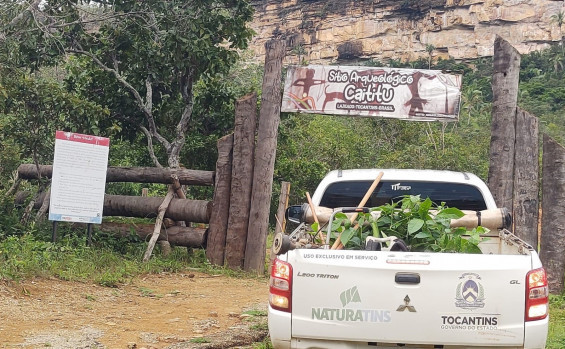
[281,65,462,121]
[49,131,110,224]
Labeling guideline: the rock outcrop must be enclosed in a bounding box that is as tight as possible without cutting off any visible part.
[248,0,564,63]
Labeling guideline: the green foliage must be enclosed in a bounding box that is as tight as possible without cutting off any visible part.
[1,0,255,168]
[244,309,268,317]
[0,67,110,176]
[252,338,274,349]
[324,195,487,253]
[519,45,565,144]
[0,213,267,284]
[548,294,565,349]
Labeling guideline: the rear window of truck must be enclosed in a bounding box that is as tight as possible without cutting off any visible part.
[319,180,488,211]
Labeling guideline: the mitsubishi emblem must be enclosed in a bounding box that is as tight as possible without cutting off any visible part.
[396,295,417,312]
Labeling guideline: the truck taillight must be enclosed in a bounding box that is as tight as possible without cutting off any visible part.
[525,268,549,321]
[270,258,292,312]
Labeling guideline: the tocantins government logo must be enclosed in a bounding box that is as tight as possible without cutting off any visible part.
[455,273,485,309]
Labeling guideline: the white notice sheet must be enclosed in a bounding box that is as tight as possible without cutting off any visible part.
[49,131,110,224]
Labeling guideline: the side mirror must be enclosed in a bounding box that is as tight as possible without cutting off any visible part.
[285,204,305,224]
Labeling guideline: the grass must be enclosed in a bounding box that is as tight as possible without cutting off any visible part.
[0,222,267,287]
[138,287,161,298]
[251,337,273,349]
[244,309,268,317]
[548,294,565,349]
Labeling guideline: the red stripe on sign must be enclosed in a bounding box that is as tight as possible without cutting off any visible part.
[55,131,110,146]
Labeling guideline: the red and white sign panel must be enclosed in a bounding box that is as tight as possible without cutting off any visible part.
[281,65,462,121]
[49,131,110,224]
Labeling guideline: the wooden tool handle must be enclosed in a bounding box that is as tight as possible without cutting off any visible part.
[331,171,384,250]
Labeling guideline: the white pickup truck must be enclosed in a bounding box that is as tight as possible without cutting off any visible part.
[268,169,549,349]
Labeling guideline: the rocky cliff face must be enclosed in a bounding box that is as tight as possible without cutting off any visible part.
[248,0,564,64]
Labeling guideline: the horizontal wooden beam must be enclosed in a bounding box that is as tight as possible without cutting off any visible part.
[98,222,207,248]
[15,192,212,223]
[17,164,215,186]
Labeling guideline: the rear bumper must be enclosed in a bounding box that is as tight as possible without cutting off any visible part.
[281,338,529,349]
[524,316,549,349]
[268,305,291,349]
[268,304,548,349]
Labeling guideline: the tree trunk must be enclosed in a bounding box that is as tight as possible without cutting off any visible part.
[540,134,565,294]
[206,134,234,266]
[245,40,286,274]
[225,93,258,269]
[17,164,214,186]
[98,223,207,247]
[488,35,520,209]
[512,108,539,248]
[103,195,211,222]
[15,192,211,223]
[35,187,51,222]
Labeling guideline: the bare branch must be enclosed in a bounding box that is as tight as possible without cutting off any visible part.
[140,126,163,168]
[111,52,119,74]
[145,76,153,113]
[67,47,171,151]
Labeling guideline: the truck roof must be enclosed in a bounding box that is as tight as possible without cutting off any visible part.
[311,168,497,209]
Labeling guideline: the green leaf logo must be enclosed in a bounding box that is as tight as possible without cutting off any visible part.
[340,286,362,307]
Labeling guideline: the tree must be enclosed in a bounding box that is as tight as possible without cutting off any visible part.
[1,0,254,169]
[0,66,108,177]
[425,44,435,69]
[551,11,565,45]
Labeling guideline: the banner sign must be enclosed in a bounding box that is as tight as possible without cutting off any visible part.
[281,65,462,121]
[49,131,110,224]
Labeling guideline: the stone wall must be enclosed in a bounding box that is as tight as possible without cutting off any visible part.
[248,0,564,64]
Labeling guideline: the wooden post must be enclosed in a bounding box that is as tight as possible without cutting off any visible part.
[52,220,58,243]
[225,94,258,268]
[171,175,187,227]
[206,134,234,266]
[540,134,565,294]
[488,36,520,209]
[270,181,291,267]
[306,191,325,243]
[274,182,291,236]
[87,223,93,247]
[244,40,286,274]
[512,108,539,248]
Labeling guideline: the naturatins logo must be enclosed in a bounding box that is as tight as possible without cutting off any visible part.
[455,273,485,309]
[311,286,391,323]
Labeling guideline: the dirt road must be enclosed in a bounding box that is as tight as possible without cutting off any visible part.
[0,272,269,348]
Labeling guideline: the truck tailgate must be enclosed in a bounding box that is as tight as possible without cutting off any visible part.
[289,249,530,347]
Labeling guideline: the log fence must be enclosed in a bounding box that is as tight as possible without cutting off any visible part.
[15,40,285,274]
[489,36,565,294]
[12,37,565,289]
